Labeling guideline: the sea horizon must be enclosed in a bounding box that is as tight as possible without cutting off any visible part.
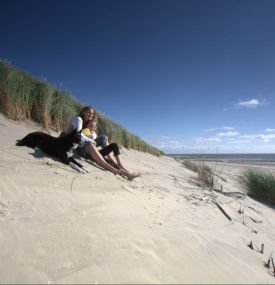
[167,153,275,162]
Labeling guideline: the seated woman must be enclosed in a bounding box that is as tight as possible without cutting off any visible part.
[66,106,140,180]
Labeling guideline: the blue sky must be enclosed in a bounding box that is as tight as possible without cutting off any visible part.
[1,0,275,153]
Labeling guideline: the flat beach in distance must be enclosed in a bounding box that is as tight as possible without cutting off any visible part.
[171,153,275,184]
[1,112,275,284]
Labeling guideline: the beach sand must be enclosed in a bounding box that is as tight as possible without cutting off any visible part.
[0,112,275,284]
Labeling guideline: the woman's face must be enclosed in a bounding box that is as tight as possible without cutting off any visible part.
[83,108,95,121]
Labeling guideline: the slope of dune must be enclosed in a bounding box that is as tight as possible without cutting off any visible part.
[0,112,275,284]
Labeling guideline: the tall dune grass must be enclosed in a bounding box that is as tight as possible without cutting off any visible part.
[180,159,226,190]
[0,60,163,156]
[239,169,275,204]
[181,159,214,188]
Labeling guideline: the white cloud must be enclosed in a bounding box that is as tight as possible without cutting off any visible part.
[235,99,265,109]
[204,126,235,132]
[241,134,275,143]
[204,128,218,132]
[223,126,235,130]
[196,137,221,144]
[227,139,251,144]
[146,129,275,154]
[145,136,188,152]
[255,134,275,143]
[241,135,254,139]
[217,131,239,137]
[265,128,275,133]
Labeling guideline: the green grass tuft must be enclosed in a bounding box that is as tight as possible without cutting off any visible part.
[239,169,275,204]
[181,159,226,190]
[181,159,214,188]
[181,159,199,173]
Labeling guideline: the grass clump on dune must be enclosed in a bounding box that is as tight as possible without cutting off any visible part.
[180,159,226,190]
[0,61,82,129]
[181,159,214,188]
[181,159,199,173]
[239,169,275,204]
[0,60,163,156]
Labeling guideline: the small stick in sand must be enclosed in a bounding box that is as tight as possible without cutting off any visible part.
[260,243,264,254]
[238,204,244,214]
[214,201,232,221]
[265,258,271,268]
[249,216,263,224]
[248,240,254,250]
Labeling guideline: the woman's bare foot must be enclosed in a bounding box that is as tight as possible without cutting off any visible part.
[118,169,141,180]
[127,172,141,181]
[117,163,128,172]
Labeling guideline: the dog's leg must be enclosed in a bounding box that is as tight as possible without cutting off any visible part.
[69,162,87,174]
[59,153,86,174]
[59,153,71,165]
[80,166,91,173]
[69,157,83,168]
[69,157,91,173]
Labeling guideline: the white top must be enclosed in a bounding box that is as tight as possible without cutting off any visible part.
[90,131,97,140]
[67,116,95,144]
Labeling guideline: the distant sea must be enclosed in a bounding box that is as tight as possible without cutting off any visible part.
[168,153,275,163]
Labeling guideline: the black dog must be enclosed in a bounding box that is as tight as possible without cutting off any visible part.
[16,129,89,173]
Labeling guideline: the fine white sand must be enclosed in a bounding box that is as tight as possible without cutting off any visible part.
[0,112,275,284]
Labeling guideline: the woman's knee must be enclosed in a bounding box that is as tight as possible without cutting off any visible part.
[111,143,120,156]
[96,135,109,147]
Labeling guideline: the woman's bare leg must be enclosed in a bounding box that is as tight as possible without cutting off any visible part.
[89,144,118,174]
[92,143,141,180]
[114,155,127,171]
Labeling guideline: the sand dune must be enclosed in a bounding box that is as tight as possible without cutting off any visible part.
[0,112,275,284]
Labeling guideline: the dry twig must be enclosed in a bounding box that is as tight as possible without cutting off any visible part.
[213,201,232,221]
[261,243,264,254]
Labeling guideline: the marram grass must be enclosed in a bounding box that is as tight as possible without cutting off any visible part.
[0,60,163,156]
[180,159,226,190]
[181,159,214,188]
[239,169,275,204]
